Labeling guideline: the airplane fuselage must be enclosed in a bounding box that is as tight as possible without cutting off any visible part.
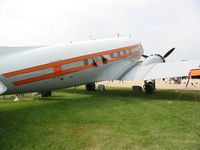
[0,38,143,95]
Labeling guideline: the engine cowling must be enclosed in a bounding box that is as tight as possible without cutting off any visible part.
[142,47,175,65]
[142,54,165,66]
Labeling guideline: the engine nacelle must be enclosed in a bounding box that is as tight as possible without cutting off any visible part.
[142,54,165,66]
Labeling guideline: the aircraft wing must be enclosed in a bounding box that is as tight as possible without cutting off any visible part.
[120,59,200,81]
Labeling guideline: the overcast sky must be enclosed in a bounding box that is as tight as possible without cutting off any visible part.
[0,0,199,61]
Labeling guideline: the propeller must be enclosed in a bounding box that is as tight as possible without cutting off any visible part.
[142,47,175,59]
[163,47,175,58]
[142,54,148,58]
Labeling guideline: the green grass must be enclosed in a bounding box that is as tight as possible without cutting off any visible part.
[0,87,200,150]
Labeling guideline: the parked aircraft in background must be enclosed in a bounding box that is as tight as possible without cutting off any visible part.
[0,38,199,98]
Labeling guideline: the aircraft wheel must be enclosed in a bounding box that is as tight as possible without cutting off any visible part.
[85,83,96,91]
[41,91,52,97]
[144,81,155,94]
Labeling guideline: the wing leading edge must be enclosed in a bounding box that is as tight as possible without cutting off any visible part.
[121,59,200,81]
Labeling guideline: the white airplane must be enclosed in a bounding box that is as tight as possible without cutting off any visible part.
[0,37,199,97]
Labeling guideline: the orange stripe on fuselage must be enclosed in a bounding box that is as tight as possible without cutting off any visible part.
[3,44,140,77]
[13,64,95,86]
[12,51,140,86]
[53,66,62,72]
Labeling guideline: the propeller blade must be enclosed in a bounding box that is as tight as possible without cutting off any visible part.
[163,47,175,58]
[142,55,149,58]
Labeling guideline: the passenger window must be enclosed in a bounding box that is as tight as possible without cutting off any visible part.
[98,56,102,62]
[110,53,114,58]
[83,59,89,66]
[111,53,118,57]
[94,57,102,62]
[62,61,83,70]
[88,58,94,64]
[120,51,124,56]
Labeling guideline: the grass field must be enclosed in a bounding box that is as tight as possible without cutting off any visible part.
[0,87,200,150]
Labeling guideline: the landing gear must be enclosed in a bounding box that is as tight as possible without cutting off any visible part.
[143,80,156,94]
[85,83,96,91]
[41,91,52,97]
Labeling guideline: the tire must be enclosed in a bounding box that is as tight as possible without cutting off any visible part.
[144,82,155,94]
[85,83,96,91]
